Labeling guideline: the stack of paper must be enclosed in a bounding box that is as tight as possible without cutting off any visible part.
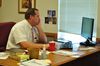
[20,59,51,66]
[53,50,77,56]
[79,47,95,51]
[53,50,82,58]
[0,52,9,59]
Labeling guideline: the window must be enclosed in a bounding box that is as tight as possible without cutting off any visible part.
[58,0,97,36]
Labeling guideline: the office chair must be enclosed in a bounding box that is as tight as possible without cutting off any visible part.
[0,22,15,52]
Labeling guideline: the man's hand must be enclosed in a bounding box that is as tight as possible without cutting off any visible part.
[36,18,42,29]
[35,21,47,43]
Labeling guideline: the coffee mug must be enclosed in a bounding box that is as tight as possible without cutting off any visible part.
[27,47,40,59]
[49,41,56,51]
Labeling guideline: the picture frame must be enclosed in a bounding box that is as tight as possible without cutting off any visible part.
[0,0,2,7]
[18,0,36,13]
[47,10,56,17]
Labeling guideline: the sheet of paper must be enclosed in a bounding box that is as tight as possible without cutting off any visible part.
[79,47,95,51]
[0,52,9,59]
[20,59,51,66]
[52,50,85,58]
[53,50,78,56]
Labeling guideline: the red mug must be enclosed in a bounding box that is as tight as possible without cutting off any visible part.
[49,41,56,51]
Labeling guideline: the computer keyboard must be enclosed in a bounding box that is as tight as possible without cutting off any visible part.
[56,40,73,49]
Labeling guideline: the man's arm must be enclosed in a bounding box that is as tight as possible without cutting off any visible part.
[12,26,48,49]
[36,22,47,43]
[19,41,49,49]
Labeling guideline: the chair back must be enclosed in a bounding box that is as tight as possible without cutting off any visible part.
[0,22,15,52]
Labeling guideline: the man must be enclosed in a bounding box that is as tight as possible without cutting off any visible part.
[7,8,49,49]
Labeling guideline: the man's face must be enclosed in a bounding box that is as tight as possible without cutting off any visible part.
[31,10,40,26]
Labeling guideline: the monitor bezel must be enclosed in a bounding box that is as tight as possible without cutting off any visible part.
[81,17,94,41]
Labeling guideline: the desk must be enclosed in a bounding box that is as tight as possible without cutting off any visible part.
[0,46,100,66]
[49,46,100,66]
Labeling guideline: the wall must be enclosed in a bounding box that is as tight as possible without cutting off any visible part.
[0,0,24,22]
[36,0,58,33]
[97,0,100,38]
[1,0,100,38]
[0,0,58,33]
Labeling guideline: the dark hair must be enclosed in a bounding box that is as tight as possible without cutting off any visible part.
[25,8,38,19]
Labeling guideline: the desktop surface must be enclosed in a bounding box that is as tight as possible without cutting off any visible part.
[80,39,96,47]
[0,46,100,66]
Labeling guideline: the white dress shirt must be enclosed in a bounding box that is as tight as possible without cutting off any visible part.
[7,20,39,49]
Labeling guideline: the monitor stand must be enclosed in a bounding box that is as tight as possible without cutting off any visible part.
[80,39,96,47]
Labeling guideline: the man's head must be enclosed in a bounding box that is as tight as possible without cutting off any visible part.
[25,8,40,26]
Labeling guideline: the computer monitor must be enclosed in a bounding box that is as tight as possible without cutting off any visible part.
[80,17,96,46]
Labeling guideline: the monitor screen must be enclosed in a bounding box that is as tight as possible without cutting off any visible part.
[81,17,94,41]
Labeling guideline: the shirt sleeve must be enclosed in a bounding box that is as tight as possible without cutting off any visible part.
[13,27,28,44]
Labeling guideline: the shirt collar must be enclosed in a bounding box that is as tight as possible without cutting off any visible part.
[25,19,32,29]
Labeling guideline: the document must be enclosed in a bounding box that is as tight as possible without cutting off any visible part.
[53,50,76,56]
[53,50,84,58]
[79,47,95,51]
[20,59,51,66]
[0,52,9,59]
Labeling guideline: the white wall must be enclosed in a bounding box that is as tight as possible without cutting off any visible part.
[97,0,100,38]
[36,0,58,33]
[1,0,100,38]
[0,0,58,33]
[0,0,24,22]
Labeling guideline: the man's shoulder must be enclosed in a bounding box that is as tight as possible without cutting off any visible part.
[17,20,27,25]
[14,20,27,27]
[11,20,26,30]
